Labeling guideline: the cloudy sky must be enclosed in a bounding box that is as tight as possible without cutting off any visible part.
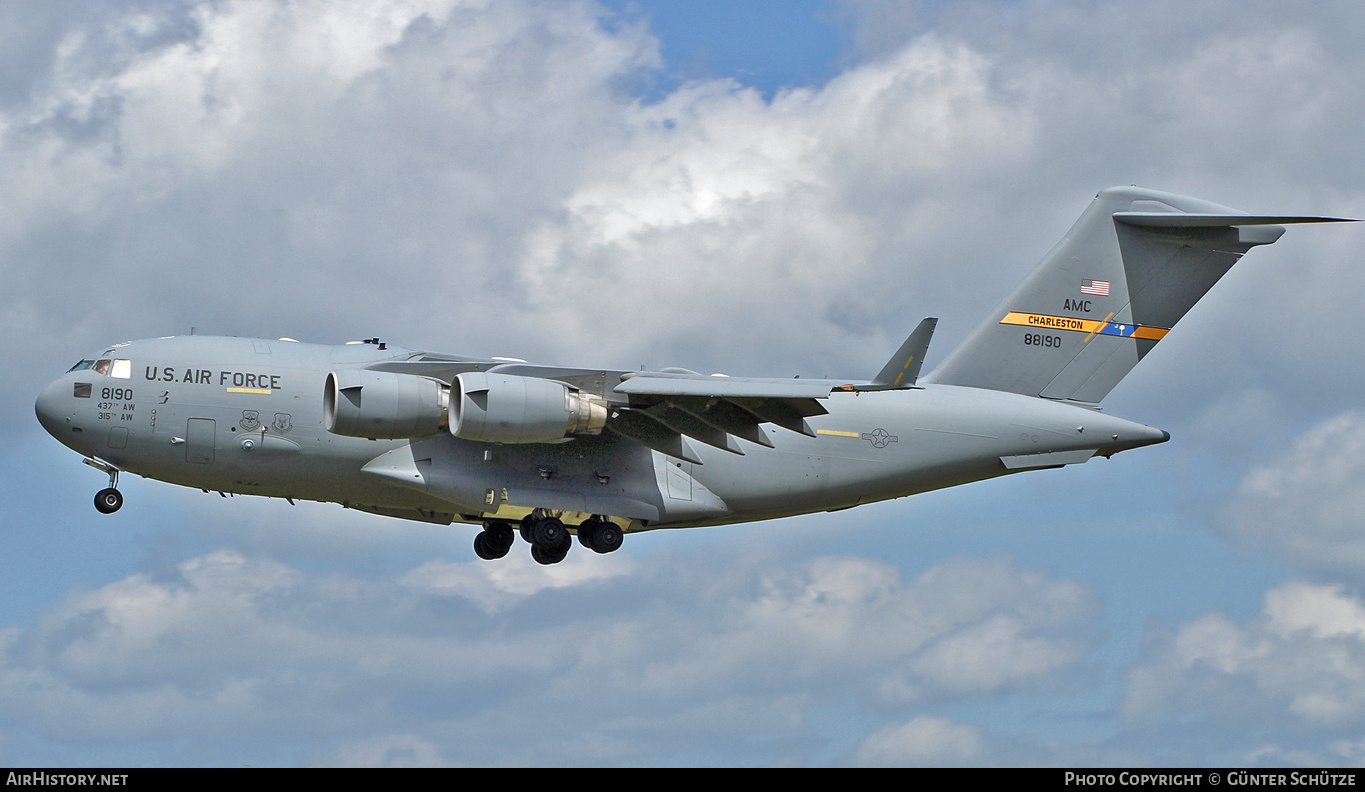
[3,0,1365,766]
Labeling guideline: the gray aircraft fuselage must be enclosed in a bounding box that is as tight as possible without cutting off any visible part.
[35,334,1166,531]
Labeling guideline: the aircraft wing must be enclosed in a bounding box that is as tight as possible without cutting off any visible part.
[365,357,618,396]
[363,355,838,464]
[363,336,953,464]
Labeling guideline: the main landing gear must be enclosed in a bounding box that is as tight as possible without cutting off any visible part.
[576,516,623,554]
[86,458,123,514]
[473,513,624,565]
[473,520,515,560]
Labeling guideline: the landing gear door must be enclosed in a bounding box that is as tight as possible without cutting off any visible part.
[666,460,693,501]
[186,418,216,464]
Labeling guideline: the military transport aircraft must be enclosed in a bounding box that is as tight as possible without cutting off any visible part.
[35,187,1353,564]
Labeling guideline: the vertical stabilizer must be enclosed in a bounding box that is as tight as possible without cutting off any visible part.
[923,187,1349,403]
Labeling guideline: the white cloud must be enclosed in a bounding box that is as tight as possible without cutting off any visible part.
[854,715,985,766]
[5,0,1363,405]
[402,551,638,613]
[517,34,1036,372]
[829,0,1365,414]
[1242,737,1365,768]
[1222,412,1365,578]
[1125,581,1365,728]
[2,0,665,403]
[330,733,451,767]
[0,550,1093,764]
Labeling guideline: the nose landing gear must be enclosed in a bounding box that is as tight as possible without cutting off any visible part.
[84,457,123,514]
[94,488,123,514]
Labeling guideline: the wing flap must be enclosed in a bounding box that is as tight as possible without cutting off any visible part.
[667,396,775,448]
[607,410,704,464]
[644,404,745,455]
[726,397,821,438]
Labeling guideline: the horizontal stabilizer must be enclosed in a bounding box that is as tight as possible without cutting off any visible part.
[1114,213,1355,228]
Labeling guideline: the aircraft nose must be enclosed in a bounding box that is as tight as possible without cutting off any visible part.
[35,379,69,438]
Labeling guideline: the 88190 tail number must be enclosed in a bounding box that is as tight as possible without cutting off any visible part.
[1023,333,1062,348]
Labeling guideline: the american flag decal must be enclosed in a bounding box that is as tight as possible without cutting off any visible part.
[1080,279,1110,296]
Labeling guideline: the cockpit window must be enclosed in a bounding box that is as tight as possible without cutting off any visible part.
[67,360,95,373]
[88,359,131,377]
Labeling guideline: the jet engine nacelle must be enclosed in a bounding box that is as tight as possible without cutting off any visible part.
[451,371,608,444]
[324,370,448,439]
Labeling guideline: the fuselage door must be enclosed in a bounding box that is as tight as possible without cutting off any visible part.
[186,418,216,464]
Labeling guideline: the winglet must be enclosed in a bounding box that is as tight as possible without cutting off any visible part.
[858,317,937,391]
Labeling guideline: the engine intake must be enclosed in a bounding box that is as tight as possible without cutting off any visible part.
[451,372,608,444]
[324,370,447,439]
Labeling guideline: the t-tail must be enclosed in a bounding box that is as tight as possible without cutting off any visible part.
[922,186,1352,404]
